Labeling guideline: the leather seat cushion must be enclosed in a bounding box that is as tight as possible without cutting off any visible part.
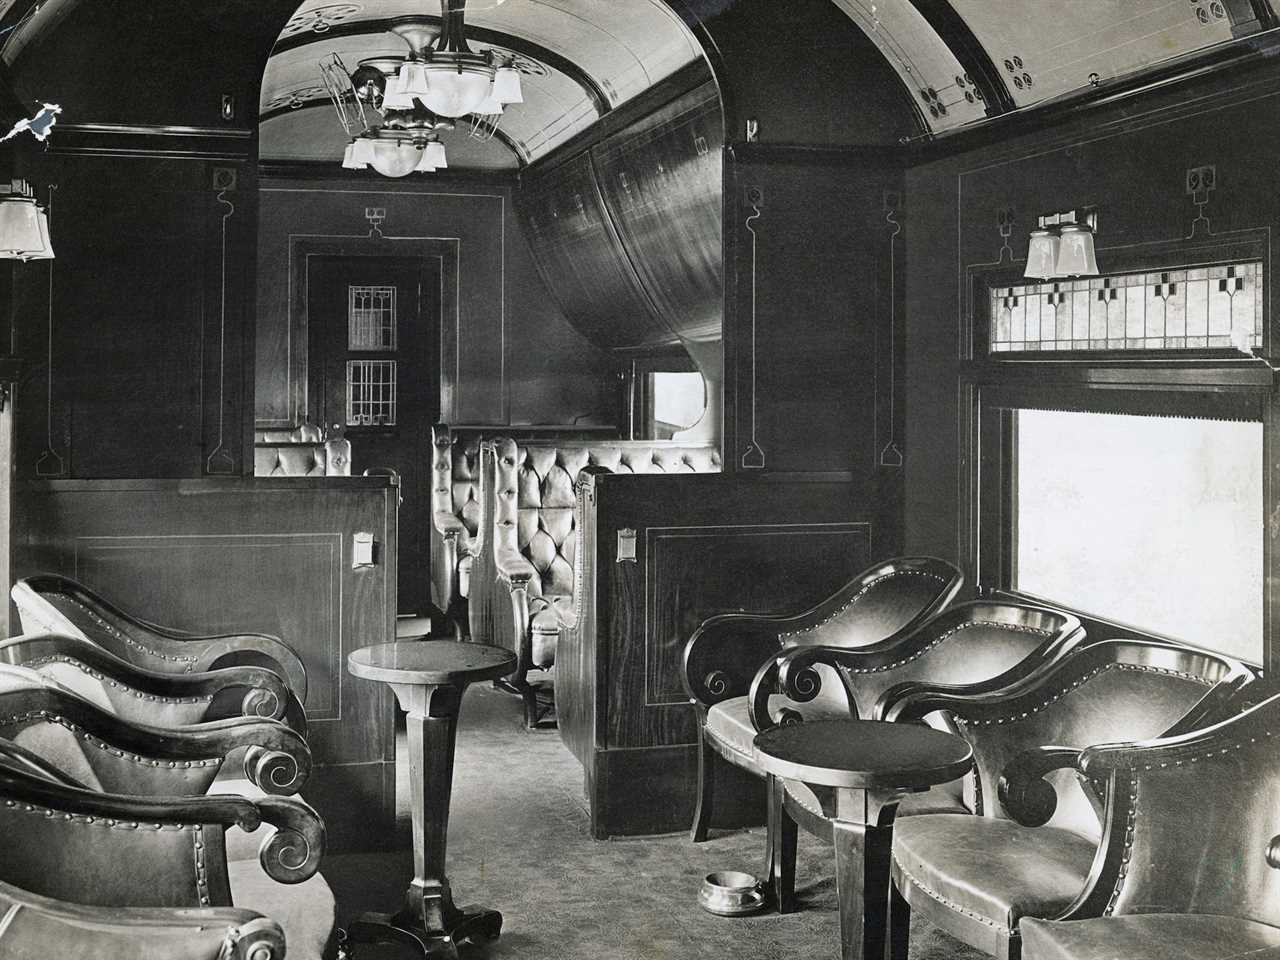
[227,859,336,960]
[893,814,1096,934]
[529,595,573,668]
[704,695,854,766]
[784,778,968,821]
[1020,914,1280,960]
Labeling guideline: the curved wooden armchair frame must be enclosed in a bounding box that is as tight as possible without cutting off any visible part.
[12,574,308,704]
[0,632,307,736]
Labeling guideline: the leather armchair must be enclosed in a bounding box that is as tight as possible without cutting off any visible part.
[0,731,334,959]
[253,438,351,477]
[430,424,482,635]
[681,555,965,844]
[764,599,1085,913]
[0,631,306,735]
[1017,690,1280,960]
[12,573,308,704]
[878,637,1258,960]
[487,436,721,728]
[0,663,311,797]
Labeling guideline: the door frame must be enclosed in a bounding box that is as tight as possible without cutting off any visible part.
[288,236,459,429]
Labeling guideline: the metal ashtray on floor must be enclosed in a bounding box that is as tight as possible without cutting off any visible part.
[698,871,766,917]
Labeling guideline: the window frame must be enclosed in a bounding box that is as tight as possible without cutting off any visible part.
[961,231,1277,673]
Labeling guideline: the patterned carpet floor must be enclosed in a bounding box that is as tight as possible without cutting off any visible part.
[325,683,987,960]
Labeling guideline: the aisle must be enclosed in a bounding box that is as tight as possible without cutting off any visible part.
[323,682,982,960]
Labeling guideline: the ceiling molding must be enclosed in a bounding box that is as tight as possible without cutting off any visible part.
[903,0,1014,116]
[269,16,610,117]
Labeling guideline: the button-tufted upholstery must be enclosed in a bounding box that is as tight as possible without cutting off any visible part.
[253,439,351,477]
[254,425,323,444]
[489,436,721,727]
[430,426,484,631]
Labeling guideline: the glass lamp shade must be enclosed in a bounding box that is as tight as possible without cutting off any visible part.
[492,66,523,104]
[1055,223,1099,277]
[0,197,45,258]
[414,148,437,173]
[421,63,493,117]
[350,138,378,166]
[342,141,368,169]
[1024,229,1061,280]
[399,62,431,98]
[423,140,447,168]
[368,139,421,178]
[381,71,414,111]
[474,91,503,116]
[22,207,54,260]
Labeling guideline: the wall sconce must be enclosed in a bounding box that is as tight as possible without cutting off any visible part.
[1024,208,1097,280]
[0,179,53,261]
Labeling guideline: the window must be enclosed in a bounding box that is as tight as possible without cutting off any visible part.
[990,260,1262,354]
[1013,409,1262,662]
[651,371,706,439]
[345,283,397,426]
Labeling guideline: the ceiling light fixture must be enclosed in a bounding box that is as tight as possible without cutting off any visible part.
[1024,209,1099,280]
[0,179,54,261]
[320,0,523,178]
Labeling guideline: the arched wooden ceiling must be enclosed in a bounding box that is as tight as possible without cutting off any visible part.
[0,0,1273,164]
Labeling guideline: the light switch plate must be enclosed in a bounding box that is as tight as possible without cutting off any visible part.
[616,528,637,563]
[352,531,376,568]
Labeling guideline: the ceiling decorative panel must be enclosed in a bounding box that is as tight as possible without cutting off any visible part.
[948,0,1237,107]
[829,0,986,132]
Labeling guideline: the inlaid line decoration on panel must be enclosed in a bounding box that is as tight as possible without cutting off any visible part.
[72,533,344,721]
[34,182,63,477]
[205,176,237,475]
[740,187,765,470]
[643,522,870,707]
[990,260,1263,354]
[879,193,904,467]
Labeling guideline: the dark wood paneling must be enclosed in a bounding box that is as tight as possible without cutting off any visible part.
[11,153,255,479]
[724,147,905,490]
[13,476,399,847]
[592,83,724,344]
[563,471,880,836]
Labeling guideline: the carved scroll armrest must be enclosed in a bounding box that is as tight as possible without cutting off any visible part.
[680,614,785,710]
[0,633,299,729]
[131,621,308,705]
[997,745,1084,826]
[0,883,285,960]
[495,545,536,586]
[748,645,861,733]
[0,760,325,885]
[13,688,312,795]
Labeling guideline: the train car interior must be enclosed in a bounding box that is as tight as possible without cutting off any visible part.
[0,1,1276,958]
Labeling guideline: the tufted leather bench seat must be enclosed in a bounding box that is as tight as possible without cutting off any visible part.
[483,436,721,727]
[253,438,351,477]
[430,425,483,634]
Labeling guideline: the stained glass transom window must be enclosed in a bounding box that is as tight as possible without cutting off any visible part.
[990,261,1263,354]
[346,359,397,426]
[348,285,397,351]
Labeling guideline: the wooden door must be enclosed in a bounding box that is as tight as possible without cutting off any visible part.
[308,255,439,616]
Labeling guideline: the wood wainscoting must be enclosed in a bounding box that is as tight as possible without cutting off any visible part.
[561,472,880,838]
[12,476,399,850]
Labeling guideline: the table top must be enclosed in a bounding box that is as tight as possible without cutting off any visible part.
[348,640,517,686]
[753,719,973,790]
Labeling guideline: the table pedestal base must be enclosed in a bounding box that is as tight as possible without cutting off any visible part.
[347,902,502,959]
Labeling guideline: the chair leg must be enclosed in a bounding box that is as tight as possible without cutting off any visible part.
[690,731,716,843]
[832,817,893,960]
[889,878,911,960]
[766,774,797,914]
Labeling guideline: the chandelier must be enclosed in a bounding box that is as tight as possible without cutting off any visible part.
[320,0,523,178]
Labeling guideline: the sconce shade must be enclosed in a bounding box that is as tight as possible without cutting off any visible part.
[351,138,378,166]
[23,206,54,260]
[1024,228,1061,280]
[414,148,437,173]
[474,92,503,116]
[0,197,44,259]
[1055,222,1099,277]
[492,66,523,104]
[342,141,367,169]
